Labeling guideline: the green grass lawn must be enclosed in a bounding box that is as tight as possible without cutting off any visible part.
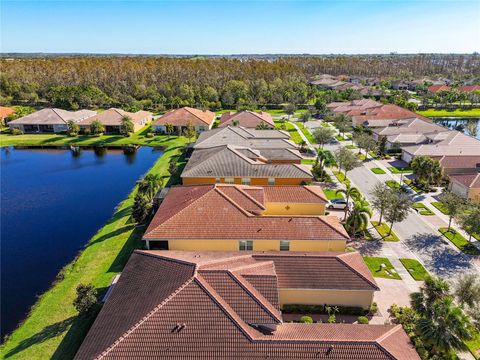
[403,179,424,194]
[385,180,402,190]
[371,221,400,242]
[431,201,449,215]
[301,159,316,165]
[387,166,412,174]
[417,108,480,117]
[323,189,344,200]
[274,121,303,144]
[399,258,429,281]
[357,153,366,161]
[439,228,480,256]
[335,135,347,141]
[0,136,188,360]
[363,257,401,280]
[411,202,434,216]
[320,122,330,128]
[345,144,356,149]
[368,151,378,159]
[0,125,186,148]
[371,167,386,174]
[465,330,480,359]
[295,122,315,143]
[332,171,350,186]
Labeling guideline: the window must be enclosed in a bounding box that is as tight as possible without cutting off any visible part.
[225,177,234,184]
[239,240,253,251]
[268,177,275,185]
[280,240,290,251]
[241,178,251,185]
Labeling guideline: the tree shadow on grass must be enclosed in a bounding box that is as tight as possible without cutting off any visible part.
[108,225,146,273]
[4,317,76,358]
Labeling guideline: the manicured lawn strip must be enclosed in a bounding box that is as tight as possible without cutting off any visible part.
[431,201,449,215]
[335,135,347,141]
[301,159,316,165]
[371,167,386,174]
[474,233,480,241]
[274,121,303,144]
[411,202,434,216]
[0,137,188,360]
[465,330,480,359]
[363,257,401,280]
[403,179,424,194]
[345,144,356,150]
[399,258,429,281]
[320,122,330,128]
[439,228,480,255]
[323,189,344,200]
[371,221,400,242]
[0,125,184,148]
[417,108,480,117]
[368,151,378,159]
[385,180,401,190]
[295,122,315,143]
[387,166,412,174]
[332,171,350,186]
[357,153,366,161]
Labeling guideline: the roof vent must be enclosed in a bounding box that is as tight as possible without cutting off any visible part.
[257,228,262,232]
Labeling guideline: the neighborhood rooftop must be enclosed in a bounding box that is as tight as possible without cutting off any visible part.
[154,106,216,126]
[75,250,419,360]
[219,110,275,128]
[8,108,96,125]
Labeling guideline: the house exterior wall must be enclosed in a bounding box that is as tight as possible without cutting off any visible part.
[279,289,374,309]
[153,123,212,134]
[151,239,346,252]
[263,202,326,216]
[468,188,480,203]
[449,181,469,199]
[182,177,311,186]
[401,151,414,163]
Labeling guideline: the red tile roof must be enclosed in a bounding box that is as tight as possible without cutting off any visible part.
[0,106,15,118]
[449,173,480,188]
[350,105,423,126]
[154,107,215,127]
[460,85,480,93]
[79,108,152,126]
[219,110,275,128]
[75,250,417,360]
[143,185,348,242]
[434,155,480,170]
[428,85,450,93]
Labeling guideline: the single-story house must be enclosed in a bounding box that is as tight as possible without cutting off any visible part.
[182,145,311,185]
[327,99,382,114]
[8,108,96,133]
[78,108,152,134]
[75,249,419,360]
[431,155,480,176]
[143,184,343,251]
[448,173,480,203]
[153,107,215,134]
[0,106,15,125]
[428,85,480,93]
[349,104,422,127]
[219,110,274,129]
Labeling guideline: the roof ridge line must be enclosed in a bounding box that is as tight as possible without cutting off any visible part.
[197,253,253,269]
[184,107,211,125]
[336,254,379,290]
[134,250,198,267]
[302,185,328,202]
[316,216,350,240]
[97,277,195,360]
[233,186,266,210]
[213,187,258,217]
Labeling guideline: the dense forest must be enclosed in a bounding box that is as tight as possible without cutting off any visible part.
[1,54,479,111]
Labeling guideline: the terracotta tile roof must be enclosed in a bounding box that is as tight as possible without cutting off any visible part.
[143,185,348,242]
[154,107,215,127]
[435,155,480,170]
[220,110,275,128]
[8,108,96,125]
[460,85,480,93]
[195,126,294,149]
[449,173,480,188]
[350,105,421,126]
[75,250,417,360]
[0,106,15,118]
[428,85,450,93]
[328,99,382,112]
[78,108,152,126]
[263,185,327,203]
[182,145,312,179]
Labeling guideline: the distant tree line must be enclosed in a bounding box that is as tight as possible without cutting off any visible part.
[1,55,479,112]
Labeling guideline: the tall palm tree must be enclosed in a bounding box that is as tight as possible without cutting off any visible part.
[315,149,335,180]
[138,174,163,201]
[345,199,372,237]
[336,184,362,221]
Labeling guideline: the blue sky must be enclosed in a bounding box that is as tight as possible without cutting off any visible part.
[1,1,479,54]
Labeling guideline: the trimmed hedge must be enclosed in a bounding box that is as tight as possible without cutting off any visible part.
[282,304,365,316]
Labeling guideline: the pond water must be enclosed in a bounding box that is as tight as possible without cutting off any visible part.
[0,146,162,338]
[432,117,480,140]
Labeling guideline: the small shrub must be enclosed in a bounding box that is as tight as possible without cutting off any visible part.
[300,316,313,324]
[357,316,369,324]
[369,302,378,315]
[73,283,97,316]
[327,314,336,323]
[67,132,78,137]
[11,128,23,135]
[146,132,154,138]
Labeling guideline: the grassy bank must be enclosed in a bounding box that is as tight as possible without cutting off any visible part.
[0,126,182,148]
[0,136,188,360]
[417,108,480,117]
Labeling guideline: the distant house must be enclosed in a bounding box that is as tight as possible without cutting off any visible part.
[0,106,15,125]
[327,99,382,115]
[78,108,152,134]
[219,110,274,129]
[460,85,480,93]
[181,145,311,185]
[448,173,480,203]
[427,85,450,93]
[428,85,480,93]
[143,184,345,251]
[153,107,215,134]
[8,108,96,133]
[348,104,421,127]
[74,249,418,360]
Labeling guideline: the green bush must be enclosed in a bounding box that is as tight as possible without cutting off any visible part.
[73,283,97,316]
[357,316,369,324]
[281,304,364,316]
[11,128,23,135]
[369,302,378,315]
[146,132,154,138]
[300,316,313,324]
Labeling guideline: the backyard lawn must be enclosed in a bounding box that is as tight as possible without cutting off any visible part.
[371,221,400,242]
[399,258,429,281]
[371,167,386,174]
[439,228,480,256]
[363,257,401,280]
[417,108,480,117]
[0,136,188,360]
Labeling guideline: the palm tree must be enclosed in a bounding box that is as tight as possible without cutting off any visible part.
[336,184,362,221]
[138,174,163,201]
[315,149,335,180]
[345,199,372,237]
